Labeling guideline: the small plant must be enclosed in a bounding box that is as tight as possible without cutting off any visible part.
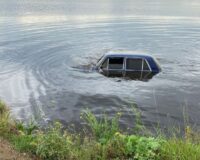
[72,138,103,160]
[35,122,72,160]
[11,134,36,154]
[0,101,11,137]
[15,119,38,135]
[131,105,147,135]
[133,137,163,160]
[104,133,126,159]
[0,101,7,115]
[81,109,121,144]
[117,134,163,160]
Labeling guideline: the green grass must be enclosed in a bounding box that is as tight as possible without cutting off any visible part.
[160,138,200,160]
[11,134,36,154]
[0,101,12,137]
[1,100,200,160]
[81,109,120,144]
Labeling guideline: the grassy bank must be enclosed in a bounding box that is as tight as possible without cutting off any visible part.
[1,101,200,160]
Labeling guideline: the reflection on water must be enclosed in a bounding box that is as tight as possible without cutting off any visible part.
[0,0,200,130]
[18,15,200,24]
[100,71,157,81]
[19,15,116,24]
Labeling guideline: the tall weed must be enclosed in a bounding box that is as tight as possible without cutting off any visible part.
[81,109,120,144]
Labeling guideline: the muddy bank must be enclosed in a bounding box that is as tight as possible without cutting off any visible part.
[0,138,38,160]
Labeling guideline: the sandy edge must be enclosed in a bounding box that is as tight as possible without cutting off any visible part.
[0,137,38,160]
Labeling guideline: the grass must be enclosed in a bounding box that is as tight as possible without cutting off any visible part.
[160,138,200,160]
[81,109,120,144]
[1,100,200,160]
[0,101,12,137]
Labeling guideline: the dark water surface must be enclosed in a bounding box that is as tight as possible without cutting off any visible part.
[1,0,200,129]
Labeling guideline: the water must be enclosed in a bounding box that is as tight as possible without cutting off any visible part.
[0,0,200,129]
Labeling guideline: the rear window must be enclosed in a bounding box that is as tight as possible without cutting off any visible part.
[109,57,124,69]
[126,58,142,70]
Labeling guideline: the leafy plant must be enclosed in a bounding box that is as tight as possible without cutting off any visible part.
[133,137,162,160]
[35,122,72,160]
[15,119,38,135]
[104,133,126,159]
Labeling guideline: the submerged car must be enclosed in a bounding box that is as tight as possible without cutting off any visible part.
[95,51,161,80]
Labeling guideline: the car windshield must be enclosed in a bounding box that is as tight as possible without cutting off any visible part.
[97,55,104,63]
[153,58,161,71]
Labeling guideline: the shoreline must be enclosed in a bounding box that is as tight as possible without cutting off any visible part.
[1,100,200,160]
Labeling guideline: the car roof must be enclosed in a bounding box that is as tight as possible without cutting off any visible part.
[96,51,161,73]
[104,51,153,59]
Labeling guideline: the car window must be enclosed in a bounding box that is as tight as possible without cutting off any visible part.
[143,60,150,71]
[109,57,124,69]
[101,58,108,69]
[126,58,142,70]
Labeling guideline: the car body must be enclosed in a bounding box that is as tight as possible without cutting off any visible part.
[95,51,161,80]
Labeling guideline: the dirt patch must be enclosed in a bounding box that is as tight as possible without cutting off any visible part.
[0,138,38,160]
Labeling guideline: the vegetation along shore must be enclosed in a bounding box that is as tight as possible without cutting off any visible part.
[0,100,200,160]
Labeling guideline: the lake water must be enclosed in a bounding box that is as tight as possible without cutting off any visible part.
[0,0,200,130]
